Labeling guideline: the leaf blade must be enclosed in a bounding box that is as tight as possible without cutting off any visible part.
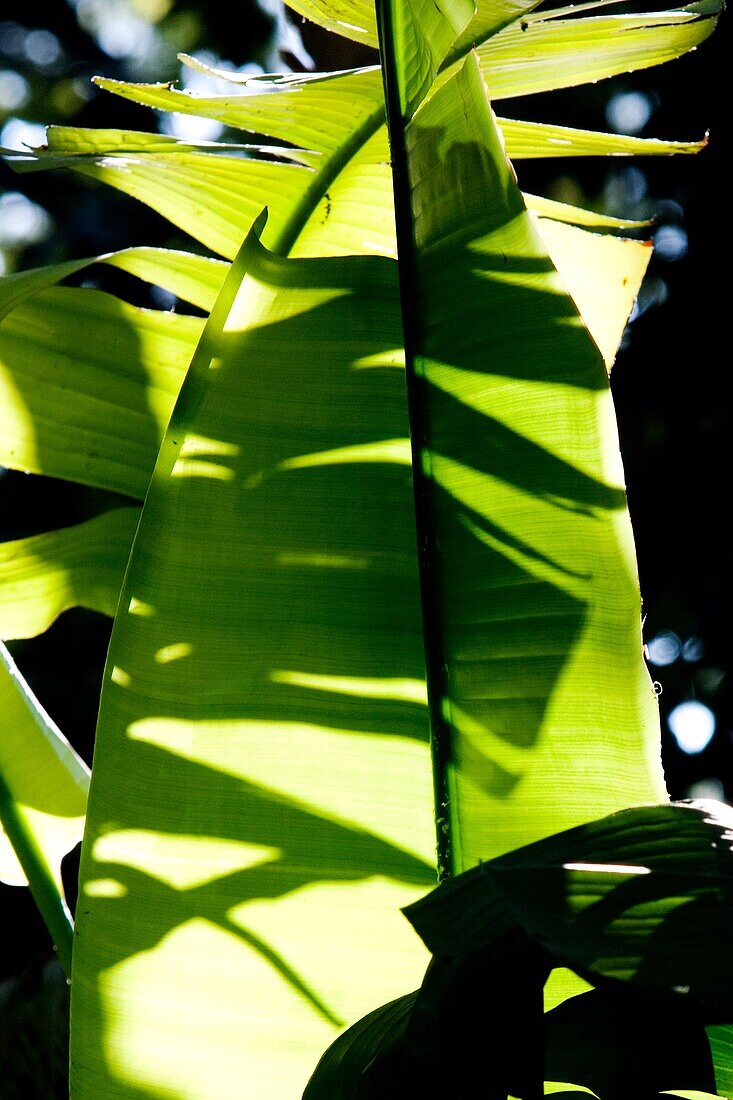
[0,286,200,495]
[70,220,437,1098]
[378,14,665,876]
[0,509,139,641]
[475,2,721,99]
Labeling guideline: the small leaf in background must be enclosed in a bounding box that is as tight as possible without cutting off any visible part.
[0,509,139,641]
[705,1025,733,1099]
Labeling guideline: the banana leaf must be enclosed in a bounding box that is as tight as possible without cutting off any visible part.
[65,0,674,1094]
[0,0,721,1092]
[376,0,665,874]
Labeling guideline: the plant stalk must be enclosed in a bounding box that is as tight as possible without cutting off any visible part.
[0,773,74,977]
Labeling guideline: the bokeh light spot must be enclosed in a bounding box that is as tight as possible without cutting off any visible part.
[682,636,704,663]
[647,630,681,667]
[606,91,654,135]
[24,28,62,67]
[160,112,224,142]
[604,166,647,214]
[685,778,724,801]
[668,700,716,755]
[0,116,46,150]
[0,69,29,111]
[0,22,25,57]
[654,224,688,262]
[0,191,53,247]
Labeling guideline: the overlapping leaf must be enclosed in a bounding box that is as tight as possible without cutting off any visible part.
[308,803,732,1095]
[0,509,139,641]
[0,644,89,974]
[406,801,733,1011]
[0,285,200,496]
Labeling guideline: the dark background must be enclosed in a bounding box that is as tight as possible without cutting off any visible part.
[0,0,729,1091]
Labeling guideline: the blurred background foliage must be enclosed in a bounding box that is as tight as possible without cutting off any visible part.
[0,0,728,1093]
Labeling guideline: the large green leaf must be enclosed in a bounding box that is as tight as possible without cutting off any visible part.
[70,219,436,1098]
[63,0,694,1088]
[377,0,664,874]
[0,0,716,1089]
[0,509,139,641]
[0,643,89,972]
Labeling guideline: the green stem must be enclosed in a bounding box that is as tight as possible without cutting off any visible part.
[0,773,74,977]
[375,0,454,882]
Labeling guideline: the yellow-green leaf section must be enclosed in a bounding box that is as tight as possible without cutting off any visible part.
[524,193,651,230]
[543,1086,600,1097]
[533,219,652,370]
[0,643,89,892]
[285,0,379,47]
[662,1093,728,1099]
[0,286,200,496]
[70,221,437,1098]
[0,509,139,641]
[377,3,665,875]
[497,117,706,159]
[0,245,226,320]
[472,1,720,97]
